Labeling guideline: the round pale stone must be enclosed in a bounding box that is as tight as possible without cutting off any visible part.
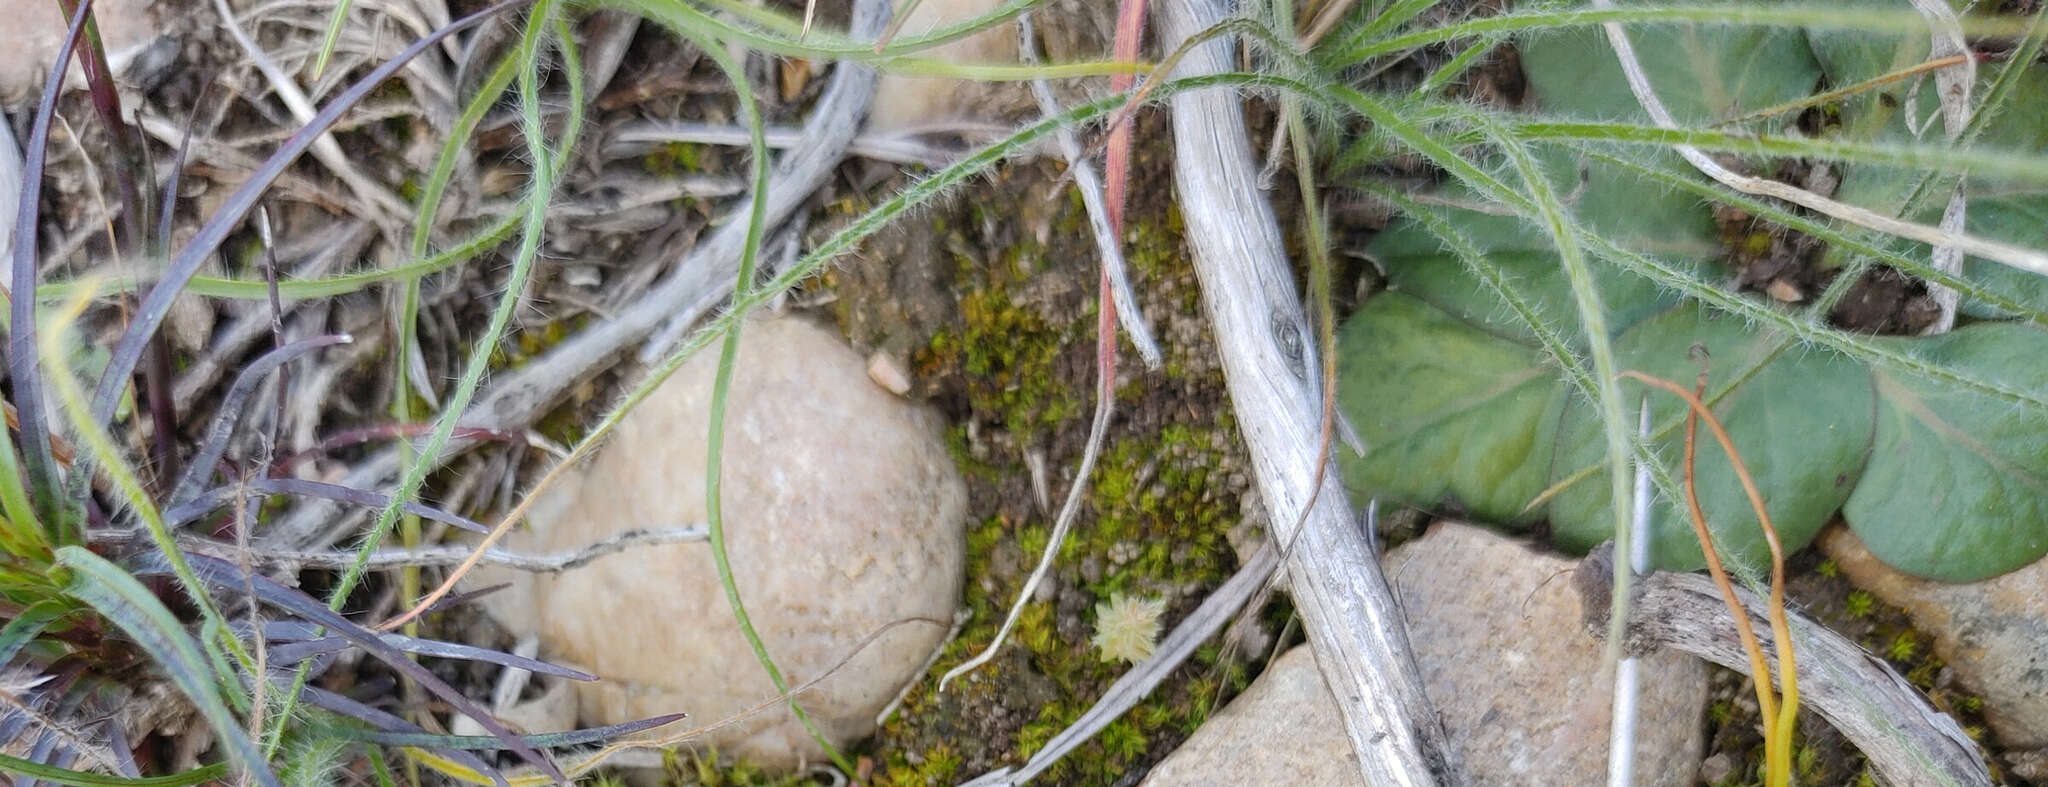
[485,315,966,770]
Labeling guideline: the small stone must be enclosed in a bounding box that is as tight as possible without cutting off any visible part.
[865,0,1025,134]
[865,350,911,395]
[1766,279,1805,303]
[1388,523,1706,784]
[1144,522,1707,785]
[1699,752,1735,783]
[474,315,966,771]
[1819,526,2048,751]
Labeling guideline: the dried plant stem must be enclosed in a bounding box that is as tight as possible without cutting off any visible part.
[96,525,710,571]
[1162,0,1456,782]
[1018,14,1162,368]
[1620,370,1798,787]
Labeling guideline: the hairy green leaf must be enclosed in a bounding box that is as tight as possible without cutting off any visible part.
[1519,18,1822,125]
[1338,292,1565,523]
[1847,322,2048,581]
[1548,303,1874,570]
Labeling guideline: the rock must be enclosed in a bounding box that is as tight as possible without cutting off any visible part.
[866,0,1022,134]
[1141,646,1359,786]
[1144,522,1707,785]
[476,315,966,771]
[0,0,164,107]
[1819,526,2048,752]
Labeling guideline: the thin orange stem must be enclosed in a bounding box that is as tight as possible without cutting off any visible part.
[1623,368,1799,765]
[1638,369,1779,726]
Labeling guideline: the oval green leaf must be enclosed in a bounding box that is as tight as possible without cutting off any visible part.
[1846,322,2048,581]
[1338,292,1565,523]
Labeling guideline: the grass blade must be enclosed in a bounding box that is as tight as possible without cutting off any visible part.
[328,713,686,750]
[0,600,72,667]
[0,753,225,787]
[53,547,276,786]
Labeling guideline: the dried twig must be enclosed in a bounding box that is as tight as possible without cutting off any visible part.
[1577,546,1987,786]
[95,525,707,571]
[605,121,1007,167]
[1017,14,1162,368]
[1909,0,1975,334]
[1161,0,1458,782]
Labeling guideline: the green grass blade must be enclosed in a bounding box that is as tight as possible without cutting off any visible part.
[0,599,72,666]
[607,0,1138,79]
[0,417,51,555]
[54,547,274,787]
[309,1,354,80]
[1332,4,2032,64]
[0,753,227,787]
[687,0,1049,57]
[653,4,854,771]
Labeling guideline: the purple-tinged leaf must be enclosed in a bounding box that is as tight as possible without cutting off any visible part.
[154,77,218,254]
[9,0,95,535]
[262,631,592,680]
[336,712,687,750]
[287,683,506,787]
[54,547,279,787]
[166,334,351,507]
[162,477,485,534]
[140,553,563,781]
[86,0,528,429]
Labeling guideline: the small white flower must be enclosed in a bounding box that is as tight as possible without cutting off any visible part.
[1091,593,1168,664]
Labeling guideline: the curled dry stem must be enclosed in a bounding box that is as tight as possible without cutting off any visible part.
[1620,368,1799,787]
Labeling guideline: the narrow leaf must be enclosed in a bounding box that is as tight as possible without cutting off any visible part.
[54,547,276,786]
[0,752,224,787]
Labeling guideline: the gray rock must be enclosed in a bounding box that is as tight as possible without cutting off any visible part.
[476,315,966,771]
[1145,522,1707,785]
[1819,526,2048,754]
[1141,645,1359,786]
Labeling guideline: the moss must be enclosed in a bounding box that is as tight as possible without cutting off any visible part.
[1843,589,1874,618]
[1887,631,1920,662]
[643,141,707,175]
[856,153,1255,784]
